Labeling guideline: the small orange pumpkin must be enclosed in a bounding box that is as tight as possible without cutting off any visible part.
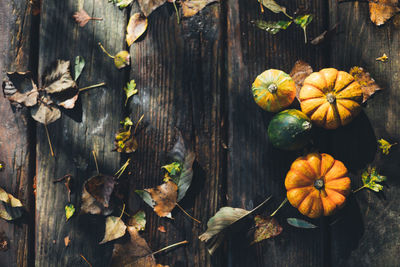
[252,69,296,112]
[285,153,351,218]
[299,68,363,129]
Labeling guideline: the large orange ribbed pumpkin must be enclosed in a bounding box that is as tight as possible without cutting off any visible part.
[299,68,363,129]
[285,153,351,218]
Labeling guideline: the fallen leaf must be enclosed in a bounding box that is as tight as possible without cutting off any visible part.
[145,181,178,218]
[158,226,166,233]
[0,231,8,251]
[137,0,167,17]
[369,0,400,26]
[114,51,131,69]
[120,117,134,128]
[80,174,116,215]
[109,0,134,8]
[2,72,38,108]
[129,210,146,231]
[126,14,148,46]
[287,218,317,229]
[73,9,103,27]
[293,14,313,43]
[64,236,71,247]
[74,56,85,81]
[65,204,75,221]
[378,138,397,155]
[289,60,313,99]
[310,23,339,45]
[124,80,138,106]
[30,98,61,125]
[0,187,24,221]
[376,53,388,62]
[349,66,382,103]
[100,216,127,244]
[259,0,291,18]
[252,20,292,34]
[114,128,138,153]
[181,0,219,17]
[361,166,386,192]
[111,226,156,267]
[199,196,272,254]
[252,215,282,244]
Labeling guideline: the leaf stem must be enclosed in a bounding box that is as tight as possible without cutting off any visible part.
[303,28,307,44]
[133,114,145,135]
[352,185,366,194]
[92,150,100,175]
[259,0,264,13]
[283,11,293,20]
[270,198,288,217]
[80,254,92,267]
[90,17,103,21]
[119,203,126,219]
[152,240,189,256]
[172,0,180,24]
[176,203,201,223]
[98,42,115,59]
[79,82,106,92]
[114,158,131,179]
[44,124,55,157]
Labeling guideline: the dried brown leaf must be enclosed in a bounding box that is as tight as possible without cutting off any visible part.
[145,181,177,218]
[137,0,167,17]
[181,0,219,17]
[100,216,127,244]
[126,13,148,46]
[30,98,61,125]
[289,60,313,100]
[73,9,102,27]
[369,0,400,26]
[80,175,116,215]
[64,236,71,247]
[349,66,382,103]
[114,129,138,153]
[2,72,38,108]
[0,187,24,221]
[252,215,282,244]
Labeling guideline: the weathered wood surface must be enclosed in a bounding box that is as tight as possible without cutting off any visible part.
[1,0,400,266]
[0,1,37,266]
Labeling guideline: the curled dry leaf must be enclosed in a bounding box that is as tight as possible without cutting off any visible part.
[289,60,313,100]
[80,175,116,215]
[100,216,127,244]
[349,66,382,103]
[2,72,38,108]
[287,218,317,229]
[252,215,282,244]
[137,0,167,17]
[129,210,146,231]
[30,98,61,125]
[369,0,400,26]
[199,196,272,255]
[124,80,138,106]
[0,187,24,221]
[259,0,291,18]
[126,14,148,46]
[145,181,178,218]
[73,9,102,27]
[181,0,219,17]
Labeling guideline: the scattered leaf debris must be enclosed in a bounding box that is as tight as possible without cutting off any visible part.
[349,66,382,103]
[378,138,397,155]
[0,187,24,221]
[369,0,400,26]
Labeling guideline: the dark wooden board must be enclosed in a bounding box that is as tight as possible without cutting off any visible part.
[328,2,400,266]
[36,1,127,266]
[0,1,37,266]
[127,2,225,267]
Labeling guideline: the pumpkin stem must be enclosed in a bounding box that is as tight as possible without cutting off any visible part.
[314,179,324,190]
[326,93,336,104]
[267,83,278,94]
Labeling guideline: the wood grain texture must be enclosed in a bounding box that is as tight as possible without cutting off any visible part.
[127,2,225,267]
[0,1,37,266]
[226,0,330,266]
[36,1,127,266]
[329,2,400,266]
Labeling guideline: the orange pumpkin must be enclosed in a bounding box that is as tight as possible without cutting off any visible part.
[252,69,296,112]
[299,68,363,129]
[285,153,351,218]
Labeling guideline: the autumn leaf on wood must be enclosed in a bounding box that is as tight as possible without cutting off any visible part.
[65,204,75,221]
[2,72,38,108]
[376,53,388,62]
[0,187,24,221]
[199,196,272,255]
[287,218,317,229]
[259,0,292,18]
[124,80,138,106]
[138,0,167,17]
[378,138,397,155]
[114,51,131,69]
[126,14,148,46]
[181,0,219,17]
[74,56,85,81]
[129,210,146,231]
[64,236,71,247]
[100,216,127,244]
[293,14,313,43]
[349,66,382,103]
[252,20,292,34]
[252,215,282,244]
[289,60,313,100]
[73,9,102,27]
[361,166,386,192]
[369,0,400,26]
[114,128,138,153]
[146,181,178,218]
[80,175,116,215]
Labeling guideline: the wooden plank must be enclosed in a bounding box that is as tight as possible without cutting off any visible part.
[329,2,400,266]
[127,3,225,267]
[0,1,37,266]
[226,0,330,266]
[35,1,127,266]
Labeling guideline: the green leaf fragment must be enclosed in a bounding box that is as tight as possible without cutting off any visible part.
[120,117,133,129]
[114,51,130,69]
[135,190,155,208]
[253,20,292,34]
[162,162,182,177]
[124,80,137,106]
[74,56,85,81]
[378,138,397,155]
[65,204,75,221]
[361,166,386,192]
[293,15,313,43]
[287,218,317,229]
[130,210,146,231]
